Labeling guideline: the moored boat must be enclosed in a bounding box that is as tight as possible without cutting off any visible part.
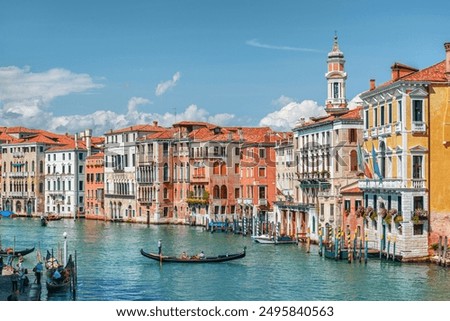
[0,246,35,257]
[140,247,246,263]
[253,235,297,245]
[46,254,74,293]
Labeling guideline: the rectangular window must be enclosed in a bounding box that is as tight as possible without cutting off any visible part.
[344,200,351,212]
[380,105,385,126]
[388,103,393,123]
[349,129,357,143]
[355,200,362,210]
[234,163,239,174]
[259,148,266,159]
[374,107,378,127]
[79,165,83,174]
[413,224,424,235]
[412,100,423,122]
[412,156,423,179]
[258,167,266,177]
[79,181,83,191]
[398,100,403,122]
[259,186,266,199]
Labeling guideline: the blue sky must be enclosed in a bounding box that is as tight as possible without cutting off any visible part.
[1,0,449,135]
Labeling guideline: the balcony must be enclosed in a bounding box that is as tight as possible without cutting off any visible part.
[370,128,378,138]
[359,179,404,190]
[12,152,24,158]
[258,198,268,206]
[384,125,392,136]
[9,172,26,178]
[237,198,253,205]
[411,179,425,189]
[363,130,369,139]
[395,122,402,133]
[412,121,426,133]
[378,126,385,135]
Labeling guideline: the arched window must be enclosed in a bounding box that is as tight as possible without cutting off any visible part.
[220,185,227,199]
[174,164,177,180]
[220,163,226,175]
[213,185,220,199]
[213,162,220,175]
[350,150,358,171]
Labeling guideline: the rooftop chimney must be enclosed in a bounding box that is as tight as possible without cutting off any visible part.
[85,129,92,156]
[445,42,450,81]
[153,120,158,127]
[390,62,418,81]
[370,79,376,91]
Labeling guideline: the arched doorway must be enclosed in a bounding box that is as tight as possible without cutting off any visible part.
[15,201,22,213]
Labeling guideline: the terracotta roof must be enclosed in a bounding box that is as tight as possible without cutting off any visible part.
[296,106,362,129]
[374,60,447,90]
[16,133,61,145]
[87,152,105,160]
[173,121,216,129]
[341,186,362,194]
[0,132,17,143]
[46,140,87,152]
[144,128,177,140]
[106,124,166,135]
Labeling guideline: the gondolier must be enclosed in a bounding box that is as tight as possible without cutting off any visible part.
[157,239,162,255]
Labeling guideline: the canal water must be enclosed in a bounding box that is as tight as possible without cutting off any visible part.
[1,217,449,301]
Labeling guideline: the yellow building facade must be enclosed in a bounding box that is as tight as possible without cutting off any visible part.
[360,43,450,260]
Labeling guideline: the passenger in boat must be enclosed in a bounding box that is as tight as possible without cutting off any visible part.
[198,251,205,259]
[53,269,62,283]
[180,251,188,259]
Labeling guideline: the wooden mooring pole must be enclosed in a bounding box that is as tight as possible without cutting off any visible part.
[443,236,448,267]
[438,236,443,265]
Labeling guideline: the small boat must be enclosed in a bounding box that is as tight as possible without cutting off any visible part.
[46,213,62,221]
[140,247,246,263]
[253,235,297,245]
[46,254,74,293]
[0,246,35,257]
[41,217,48,226]
[0,210,16,218]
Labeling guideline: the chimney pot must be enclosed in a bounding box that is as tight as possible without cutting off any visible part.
[153,120,158,127]
[370,79,376,91]
[444,42,450,80]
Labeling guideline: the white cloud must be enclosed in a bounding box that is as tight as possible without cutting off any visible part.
[259,96,327,131]
[347,93,363,110]
[246,39,323,53]
[155,71,181,96]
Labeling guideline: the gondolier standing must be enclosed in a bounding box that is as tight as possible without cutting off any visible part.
[157,239,162,255]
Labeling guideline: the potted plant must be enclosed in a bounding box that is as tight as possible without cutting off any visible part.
[356,206,365,218]
[370,210,378,221]
[394,214,403,224]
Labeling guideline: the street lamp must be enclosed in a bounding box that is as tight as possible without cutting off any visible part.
[63,231,67,266]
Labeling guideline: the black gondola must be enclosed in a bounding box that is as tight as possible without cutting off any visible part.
[41,217,48,226]
[46,254,74,293]
[0,246,35,257]
[140,247,246,263]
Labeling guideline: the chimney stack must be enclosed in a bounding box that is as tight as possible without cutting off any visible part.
[445,42,450,81]
[153,120,158,127]
[370,79,376,91]
[85,129,92,156]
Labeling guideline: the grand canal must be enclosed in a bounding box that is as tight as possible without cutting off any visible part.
[1,217,449,301]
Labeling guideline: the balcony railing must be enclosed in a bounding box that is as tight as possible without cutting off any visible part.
[395,122,402,133]
[258,198,268,206]
[411,179,425,189]
[237,198,253,205]
[384,125,392,135]
[412,121,426,133]
[363,130,369,139]
[370,128,378,138]
[359,178,426,190]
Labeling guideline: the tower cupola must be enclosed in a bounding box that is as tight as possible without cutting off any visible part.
[325,34,348,114]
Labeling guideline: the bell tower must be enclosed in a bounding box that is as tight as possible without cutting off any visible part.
[325,34,348,114]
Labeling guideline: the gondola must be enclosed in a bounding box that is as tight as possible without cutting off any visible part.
[41,217,48,226]
[0,246,35,257]
[46,254,74,293]
[140,247,246,263]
